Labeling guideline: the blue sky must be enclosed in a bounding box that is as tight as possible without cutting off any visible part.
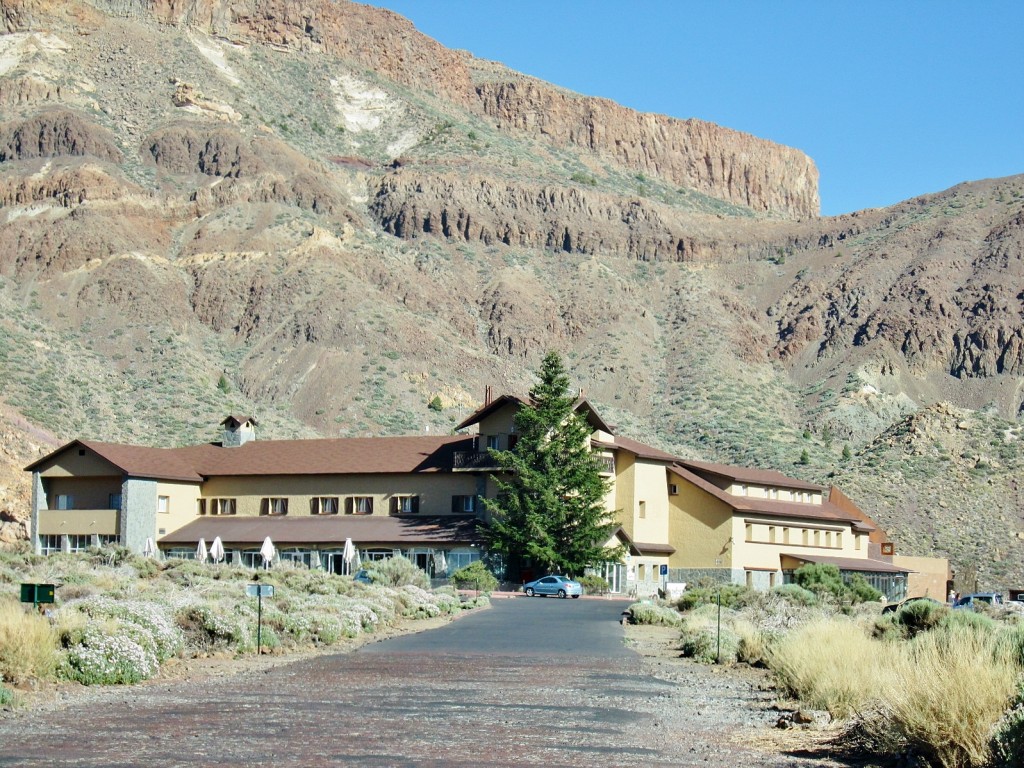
[363,1,1023,217]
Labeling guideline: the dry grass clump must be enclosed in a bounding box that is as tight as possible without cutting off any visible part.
[869,625,1019,768]
[765,618,884,718]
[0,598,57,684]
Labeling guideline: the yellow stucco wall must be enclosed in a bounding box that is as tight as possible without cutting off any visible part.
[667,480,732,568]
[155,481,202,537]
[732,515,864,571]
[477,404,518,450]
[628,459,671,546]
[37,508,119,535]
[199,473,481,518]
[613,451,637,539]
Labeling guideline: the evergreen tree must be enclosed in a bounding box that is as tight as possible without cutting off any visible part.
[482,352,621,578]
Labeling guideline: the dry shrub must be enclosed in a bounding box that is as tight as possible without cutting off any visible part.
[765,618,883,717]
[870,625,1019,768]
[0,599,57,684]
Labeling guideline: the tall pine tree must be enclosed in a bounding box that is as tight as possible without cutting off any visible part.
[482,351,622,578]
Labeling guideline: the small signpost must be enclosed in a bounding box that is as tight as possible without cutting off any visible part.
[246,582,275,653]
[20,583,55,612]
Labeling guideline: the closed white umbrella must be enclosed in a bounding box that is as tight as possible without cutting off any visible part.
[209,536,225,564]
[309,550,322,570]
[353,548,361,570]
[195,538,208,563]
[342,538,355,575]
[142,537,156,558]
[433,551,447,577]
[260,536,276,569]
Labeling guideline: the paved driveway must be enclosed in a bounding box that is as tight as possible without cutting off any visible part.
[0,598,820,767]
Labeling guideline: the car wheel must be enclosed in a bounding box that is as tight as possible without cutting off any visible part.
[558,589,567,599]
[572,594,580,599]
[525,587,534,597]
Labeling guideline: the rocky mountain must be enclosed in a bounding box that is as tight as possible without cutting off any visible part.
[0,0,1021,588]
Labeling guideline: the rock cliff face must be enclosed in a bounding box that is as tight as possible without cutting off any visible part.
[475,79,820,219]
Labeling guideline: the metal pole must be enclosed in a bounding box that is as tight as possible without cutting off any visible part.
[716,588,722,664]
[257,591,263,654]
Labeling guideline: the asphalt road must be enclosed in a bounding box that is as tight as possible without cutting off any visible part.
[0,598,817,767]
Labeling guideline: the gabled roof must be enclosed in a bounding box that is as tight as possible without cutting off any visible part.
[158,514,484,547]
[455,393,613,434]
[220,415,257,427]
[679,458,823,492]
[25,440,204,483]
[603,435,680,463]
[669,465,873,531]
[27,435,475,481]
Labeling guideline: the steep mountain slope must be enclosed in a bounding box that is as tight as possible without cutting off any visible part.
[0,0,1021,589]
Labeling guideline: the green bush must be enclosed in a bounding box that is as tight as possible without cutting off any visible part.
[991,687,1024,768]
[627,602,681,626]
[578,574,609,595]
[997,624,1024,668]
[366,556,430,589]
[770,583,818,606]
[62,625,159,685]
[0,683,16,707]
[793,563,846,600]
[847,574,883,604]
[679,621,739,664]
[939,609,997,634]
[449,561,498,593]
[894,600,949,638]
[677,584,753,612]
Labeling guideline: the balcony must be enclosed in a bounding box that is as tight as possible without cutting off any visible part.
[37,508,120,535]
[452,451,500,471]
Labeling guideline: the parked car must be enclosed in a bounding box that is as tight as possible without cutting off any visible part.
[353,569,373,584]
[952,592,1003,611]
[881,596,943,615]
[523,575,583,599]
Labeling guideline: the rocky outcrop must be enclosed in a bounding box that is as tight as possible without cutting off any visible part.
[475,79,819,220]
[370,170,787,262]
[0,109,122,163]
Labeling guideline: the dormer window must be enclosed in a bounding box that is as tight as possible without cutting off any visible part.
[486,435,500,451]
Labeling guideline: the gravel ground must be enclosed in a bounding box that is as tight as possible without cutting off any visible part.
[0,601,852,767]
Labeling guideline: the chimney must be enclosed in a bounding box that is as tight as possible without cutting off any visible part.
[484,385,493,406]
[220,415,257,447]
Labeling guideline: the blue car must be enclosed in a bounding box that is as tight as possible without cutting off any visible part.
[523,575,583,599]
[353,569,373,584]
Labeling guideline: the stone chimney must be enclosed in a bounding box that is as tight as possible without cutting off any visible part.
[484,385,493,406]
[220,415,257,447]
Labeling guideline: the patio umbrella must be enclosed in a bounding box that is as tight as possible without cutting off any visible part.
[352,548,361,570]
[433,551,447,577]
[342,538,355,575]
[309,550,322,570]
[260,536,276,569]
[142,537,157,558]
[195,537,208,563]
[209,536,225,564]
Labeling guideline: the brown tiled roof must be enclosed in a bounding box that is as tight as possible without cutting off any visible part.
[669,465,871,530]
[455,393,614,434]
[634,541,676,555]
[781,553,912,574]
[679,458,823,492]
[220,415,257,427]
[25,440,204,482]
[158,515,484,547]
[609,435,680,462]
[28,435,474,481]
[173,435,472,477]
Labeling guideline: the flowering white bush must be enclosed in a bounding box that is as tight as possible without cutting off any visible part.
[63,625,159,685]
[71,596,183,662]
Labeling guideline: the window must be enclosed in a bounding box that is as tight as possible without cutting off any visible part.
[96,534,119,547]
[836,532,843,548]
[825,531,832,548]
[109,493,123,509]
[855,534,862,551]
[745,570,753,588]
[769,572,777,588]
[486,435,500,451]
[736,484,747,496]
[508,434,518,450]
[209,498,236,516]
[390,495,420,515]
[638,500,646,519]
[637,564,646,581]
[452,495,476,514]
[67,534,91,553]
[769,487,778,500]
[260,498,288,516]
[668,483,679,495]
[345,497,373,515]
[310,497,339,515]
[55,494,73,510]
[768,526,776,544]
[157,496,170,514]
[447,550,479,572]
[783,528,791,544]
[197,499,206,516]
[801,528,809,546]
[813,530,821,546]
[745,523,753,542]
[40,534,62,555]
[363,549,393,561]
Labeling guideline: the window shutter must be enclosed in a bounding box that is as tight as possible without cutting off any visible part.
[452,496,460,514]
[260,498,268,516]
[366,498,374,515]
[390,497,398,515]
[345,497,353,515]
[310,498,318,515]
[198,499,206,516]
[411,495,420,514]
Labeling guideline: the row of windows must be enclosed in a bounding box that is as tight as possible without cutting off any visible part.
[39,534,119,554]
[50,494,170,513]
[162,546,480,575]
[745,523,862,550]
[197,495,479,516]
[734,485,817,503]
